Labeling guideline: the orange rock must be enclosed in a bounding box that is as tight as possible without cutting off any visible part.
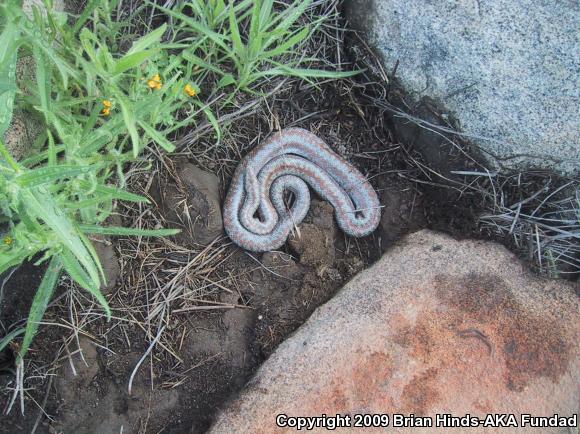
[209,230,579,434]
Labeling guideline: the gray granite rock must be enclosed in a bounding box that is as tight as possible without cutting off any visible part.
[345,0,580,174]
[3,0,65,160]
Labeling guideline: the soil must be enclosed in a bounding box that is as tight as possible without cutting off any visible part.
[0,8,574,434]
[0,201,383,434]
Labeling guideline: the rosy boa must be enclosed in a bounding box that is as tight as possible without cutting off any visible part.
[223,128,381,252]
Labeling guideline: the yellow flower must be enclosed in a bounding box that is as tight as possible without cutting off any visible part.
[3,236,13,246]
[101,100,112,116]
[147,74,163,90]
[184,83,198,97]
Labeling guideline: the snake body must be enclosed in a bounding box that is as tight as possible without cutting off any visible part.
[223,128,381,252]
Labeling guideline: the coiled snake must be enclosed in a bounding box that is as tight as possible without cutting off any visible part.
[223,128,381,252]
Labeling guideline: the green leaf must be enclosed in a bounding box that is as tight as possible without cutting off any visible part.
[67,184,149,210]
[181,51,225,75]
[17,256,62,363]
[33,44,52,123]
[20,144,66,167]
[248,0,263,57]
[262,26,310,59]
[113,50,156,75]
[228,1,245,57]
[79,224,180,236]
[68,196,113,210]
[0,138,21,172]
[60,249,95,291]
[217,73,236,88]
[138,121,175,152]
[153,4,232,54]
[60,249,111,317]
[0,247,34,277]
[202,106,221,142]
[80,129,115,155]
[92,184,149,203]
[270,0,310,34]
[21,187,102,289]
[116,96,140,157]
[14,165,102,188]
[0,82,17,94]
[213,0,227,22]
[79,27,99,64]
[0,19,19,138]
[0,328,24,353]
[258,0,274,30]
[126,23,167,56]
[80,103,103,143]
[72,0,100,34]
[24,25,76,87]
[78,227,106,282]
[47,130,56,167]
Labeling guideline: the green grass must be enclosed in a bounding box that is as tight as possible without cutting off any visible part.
[158,0,358,95]
[0,0,184,363]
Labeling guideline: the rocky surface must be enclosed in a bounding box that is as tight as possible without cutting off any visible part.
[92,236,120,294]
[157,163,224,247]
[209,230,579,433]
[345,0,580,174]
[3,0,64,160]
[3,110,42,161]
[22,0,65,16]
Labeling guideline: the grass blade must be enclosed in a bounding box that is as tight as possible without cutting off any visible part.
[91,184,149,203]
[79,224,180,236]
[33,44,52,124]
[60,248,110,316]
[0,328,24,353]
[113,50,156,75]
[228,1,245,58]
[126,23,167,56]
[15,165,102,188]
[116,95,140,157]
[21,187,102,288]
[202,105,221,142]
[150,4,232,55]
[16,256,62,363]
[0,19,19,138]
[262,26,309,59]
[72,0,100,34]
[137,121,176,152]
[47,130,56,167]
[181,51,225,75]
[0,138,22,172]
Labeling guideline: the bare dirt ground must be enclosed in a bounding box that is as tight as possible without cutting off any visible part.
[1,4,577,433]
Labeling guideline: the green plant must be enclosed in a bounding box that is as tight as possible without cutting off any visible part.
[0,0,359,364]
[157,0,358,96]
[0,0,183,362]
